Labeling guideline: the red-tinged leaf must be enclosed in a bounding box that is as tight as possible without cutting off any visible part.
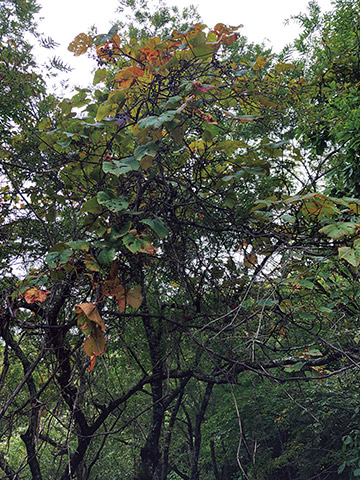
[24,287,51,304]
[141,242,157,255]
[127,285,143,310]
[88,355,97,372]
[192,81,216,93]
[102,277,127,312]
[75,303,106,331]
[84,328,106,357]
[195,109,218,125]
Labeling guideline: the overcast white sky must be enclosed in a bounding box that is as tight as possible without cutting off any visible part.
[36,0,334,91]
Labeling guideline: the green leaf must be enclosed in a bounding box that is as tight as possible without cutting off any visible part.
[67,240,90,251]
[96,103,117,122]
[122,233,153,253]
[59,249,73,264]
[140,217,169,239]
[81,196,102,214]
[306,348,322,357]
[111,222,132,238]
[296,279,315,289]
[137,111,176,130]
[223,191,237,209]
[45,251,61,268]
[134,141,159,161]
[275,62,296,73]
[338,246,360,267]
[93,68,108,85]
[97,191,129,212]
[97,248,116,265]
[319,222,358,239]
[94,24,118,46]
[122,233,144,253]
[284,361,306,373]
[103,157,140,176]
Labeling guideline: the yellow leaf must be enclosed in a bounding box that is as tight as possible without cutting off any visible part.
[253,56,268,71]
[68,33,93,56]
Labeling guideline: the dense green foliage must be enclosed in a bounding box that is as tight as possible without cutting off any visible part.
[2,1,360,479]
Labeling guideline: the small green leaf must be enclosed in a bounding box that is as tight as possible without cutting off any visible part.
[97,191,129,212]
[111,222,132,238]
[284,361,306,373]
[59,249,73,264]
[223,191,237,209]
[103,157,139,176]
[67,240,90,251]
[81,196,102,214]
[134,141,159,161]
[319,222,358,239]
[45,251,61,268]
[275,62,296,73]
[122,233,144,253]
[338,246,359,267]
[93,68,108,85]
[138,111,177,130]
[97,248,116,265]
[94,24,118,46]
[96,103,117,122]
[140,217,169,239]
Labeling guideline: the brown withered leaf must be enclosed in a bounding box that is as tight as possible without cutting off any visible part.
[127,285,143,310]
[75,303,106,331]
[84,327,106,357]
[244,253,258,269]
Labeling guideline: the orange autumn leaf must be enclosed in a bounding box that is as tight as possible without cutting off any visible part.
[114,66,144,83]
[24,287,51,304]
[222,33,239,45]
[88,355,97,372]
